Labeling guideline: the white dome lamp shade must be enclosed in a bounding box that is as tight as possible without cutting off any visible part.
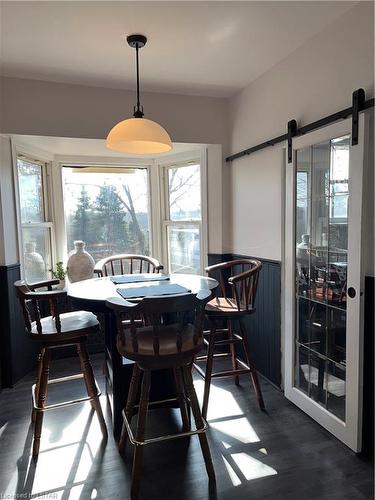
[106,34,172,155]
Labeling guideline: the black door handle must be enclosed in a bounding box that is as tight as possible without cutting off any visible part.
[347,287,356,298]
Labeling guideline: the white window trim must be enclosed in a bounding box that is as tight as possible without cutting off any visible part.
[53,156,157,264]
[157,148,208,274]
[11,139,56,280]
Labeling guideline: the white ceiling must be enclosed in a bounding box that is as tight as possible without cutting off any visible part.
[1,1,357,97]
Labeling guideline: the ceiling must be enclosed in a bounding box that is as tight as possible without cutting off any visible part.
[1,1,357,98]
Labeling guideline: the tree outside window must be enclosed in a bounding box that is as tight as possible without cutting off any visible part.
[63,167,150,261]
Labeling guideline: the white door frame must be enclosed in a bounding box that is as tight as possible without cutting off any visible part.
[283,115,366,452]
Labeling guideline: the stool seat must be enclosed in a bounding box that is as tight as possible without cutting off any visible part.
[117,323,204,367]
[205,297,255,317]
[31,310,99,338]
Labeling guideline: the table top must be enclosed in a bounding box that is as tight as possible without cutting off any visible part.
[67,273,218,309]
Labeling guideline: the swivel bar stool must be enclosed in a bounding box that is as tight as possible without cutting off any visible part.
[15,279,107,459]
[106,291,215,500]
[193,259,265,419]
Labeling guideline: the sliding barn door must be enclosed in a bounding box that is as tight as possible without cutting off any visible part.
[284,116,366,452]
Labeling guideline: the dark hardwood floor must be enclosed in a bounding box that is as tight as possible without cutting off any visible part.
[0,354,373,500]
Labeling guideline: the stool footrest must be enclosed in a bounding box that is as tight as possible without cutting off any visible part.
[193,356,250,379]
[193,363,207,378]
[48,373,84,385]
[196,352,231,361]
[32,375,101,412]
[133,396,183,409]
[203,328,229,335]
[211,368,250,378]
[212,337,243,346]
[121,407,207,447]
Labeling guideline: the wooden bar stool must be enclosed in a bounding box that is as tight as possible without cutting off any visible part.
[106,291,216,500]
[193,259,265,419]
[14,279,107,459]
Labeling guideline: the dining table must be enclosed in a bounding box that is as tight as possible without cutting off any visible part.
[67,273,218,437]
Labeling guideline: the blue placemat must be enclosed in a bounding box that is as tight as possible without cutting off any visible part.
[110,273,170,285]
[116,283,190,299]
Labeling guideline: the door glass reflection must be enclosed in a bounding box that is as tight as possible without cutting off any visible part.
[294,135,349,422]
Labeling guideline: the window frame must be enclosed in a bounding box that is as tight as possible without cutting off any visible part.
[60,162,154,261]
[159,149,208,274]
[12,142,56,281]
[53,156,156,264]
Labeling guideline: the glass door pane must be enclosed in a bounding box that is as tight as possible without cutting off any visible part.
[294,135,350,422]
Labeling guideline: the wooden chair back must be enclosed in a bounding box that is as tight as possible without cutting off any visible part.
[95,254,163,277]
[205,259,262,312]
[106,290,211,356]
[14,280,67,336]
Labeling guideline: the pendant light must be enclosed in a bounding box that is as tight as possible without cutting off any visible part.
[106,34,172,154]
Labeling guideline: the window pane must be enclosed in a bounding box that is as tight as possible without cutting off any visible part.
[326,361,346,421]
[167,226,200,274]
[63,168,150,261]
[330,194,348,220]
[23,226,51,282]
[330,136,349,197]
[17,159,44,223]
[168,164,201,221]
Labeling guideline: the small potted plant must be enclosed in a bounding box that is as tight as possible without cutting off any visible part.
[50,261,67,289]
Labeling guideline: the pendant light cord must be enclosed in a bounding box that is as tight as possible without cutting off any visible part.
[133,43,144,118]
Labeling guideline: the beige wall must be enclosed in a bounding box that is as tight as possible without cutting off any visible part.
[1,76,228,147]
[0,77,229,259]
[227,2,374,260]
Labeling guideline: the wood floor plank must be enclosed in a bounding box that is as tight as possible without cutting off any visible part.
[0,354,372,499]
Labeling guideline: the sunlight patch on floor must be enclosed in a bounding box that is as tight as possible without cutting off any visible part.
[231,452,277,481]
[32,442,81,493]
[56,483,85,499]
[1,400,106,500]
[31,403,103,496]
[0,422,8,439]
[36,483,85,499]
[222,456,242,486]
[193,379,243,419]
[221,441,231,449]
[223,451,277,486]
[210,417,260,444]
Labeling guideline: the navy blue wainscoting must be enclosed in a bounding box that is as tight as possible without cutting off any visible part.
[207,253,282,388]
[0,264,39,387]
[362,276,374,459]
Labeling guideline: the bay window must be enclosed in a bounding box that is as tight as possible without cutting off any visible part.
[14,147,208,281]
